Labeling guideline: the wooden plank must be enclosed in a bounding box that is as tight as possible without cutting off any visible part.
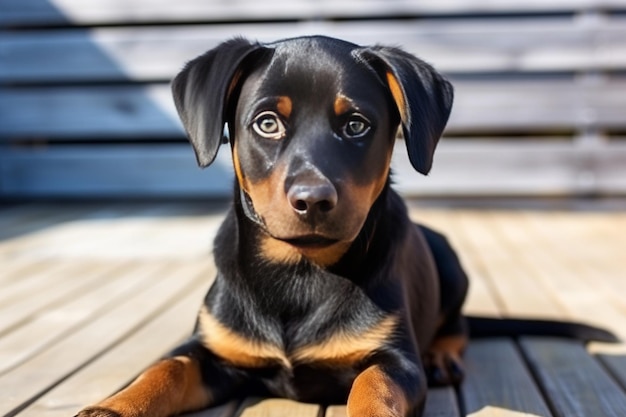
[2,140,626,198]
[594,141,626,193]
[3,80,626,139]
[54,209,223,261]
[0,85,183,139]
[457,212,566,319]
[516,212,626,338]
[462,339,553,416]
[3,203,225,260]
[238,399,321,417]
[393,140,626,196]
[0,205,145,260]
[477,209,626,355]
[181,401,241,417]
[0,204,213,260]
[2,0,625,26]
[598,354,626,392]
[3,19,626,82]
[0,260,209,415]
[0,259,56,286]
[513,209,626,375]
[0,262,170,375]
[423,387,461,417]
[520,337,626,417]
[16,266,210,417]
[477,212,570,319]
[0,263,82,321]
[325,387,460,417]
[448,79,626,132]
[0,262,120,334]
[324,406,348,417]
[488,210,624,322]
[0,145,234,198]
[0,203,106,241]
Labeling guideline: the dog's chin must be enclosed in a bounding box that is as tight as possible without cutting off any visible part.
[280,234,340,250]
[260,230,355,266]
[259,212,367,265]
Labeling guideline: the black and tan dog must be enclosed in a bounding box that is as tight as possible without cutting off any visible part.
[78,36,617,417]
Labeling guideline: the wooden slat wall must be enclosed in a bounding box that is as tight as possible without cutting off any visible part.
[3,0,626,25]
[1,1,626,198]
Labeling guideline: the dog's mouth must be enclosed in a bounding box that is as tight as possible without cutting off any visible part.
[281,234,340,249]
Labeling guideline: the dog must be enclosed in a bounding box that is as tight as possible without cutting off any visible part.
[77,36,617,417]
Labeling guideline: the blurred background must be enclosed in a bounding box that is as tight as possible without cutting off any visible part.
[1,0,626,201]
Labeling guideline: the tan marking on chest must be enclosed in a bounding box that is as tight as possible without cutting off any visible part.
[198,306,290,368]
[292,315,398,365]
[199,308,398,369]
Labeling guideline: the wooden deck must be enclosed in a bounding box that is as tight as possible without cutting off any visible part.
[1,201,626,417]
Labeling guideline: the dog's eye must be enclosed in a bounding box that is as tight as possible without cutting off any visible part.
[342,115,371,139]
[252,111,286,140]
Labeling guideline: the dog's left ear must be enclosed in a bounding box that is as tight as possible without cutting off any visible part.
[171,38,268,168]
[355,46,454,175]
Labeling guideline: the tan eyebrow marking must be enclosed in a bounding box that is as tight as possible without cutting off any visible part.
[276,96,293,118]
[334,95,353,116]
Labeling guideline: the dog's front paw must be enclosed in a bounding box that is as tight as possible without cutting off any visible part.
[75,406,122,417]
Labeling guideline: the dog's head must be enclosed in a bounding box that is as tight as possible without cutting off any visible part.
[172,36,453,265]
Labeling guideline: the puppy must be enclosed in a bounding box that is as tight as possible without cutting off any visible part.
[77,36,616,417]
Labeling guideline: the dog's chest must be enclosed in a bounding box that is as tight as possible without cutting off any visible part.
[199,300,397,402]
[199,256,403,401]
[199,268,399,370]
[198,299,397,369]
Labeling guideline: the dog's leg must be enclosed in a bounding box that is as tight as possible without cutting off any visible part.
[347,364,425,417]
[423,318,468,386]
[76,355,211,417]
[418,224,469,386]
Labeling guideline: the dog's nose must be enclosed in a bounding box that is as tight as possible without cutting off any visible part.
[288,182,338,216]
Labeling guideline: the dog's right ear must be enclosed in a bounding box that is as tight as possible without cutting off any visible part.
[171,38,267,168]
[354,46,453,175]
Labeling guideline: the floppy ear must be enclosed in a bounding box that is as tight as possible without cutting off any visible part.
[355,46,453,175]
[171,38,267,167]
